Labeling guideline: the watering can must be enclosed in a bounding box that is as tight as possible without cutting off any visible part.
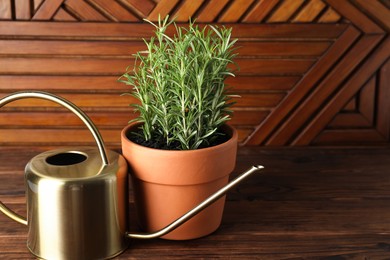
[0,91,263,260]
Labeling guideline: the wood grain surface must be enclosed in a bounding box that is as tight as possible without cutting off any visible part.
[0,0,389,147]
[1,147,390,258]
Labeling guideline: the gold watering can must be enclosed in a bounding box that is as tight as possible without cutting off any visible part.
[0,91,263,260]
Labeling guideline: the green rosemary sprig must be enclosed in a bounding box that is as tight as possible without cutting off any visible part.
[119,16,238,150]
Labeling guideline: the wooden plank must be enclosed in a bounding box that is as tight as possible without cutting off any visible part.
[63,0,108,21]
[0,93,135,108]
[0,40,144,56]
[358,75,375,123]
[235,58,315,75]
[0,128,252,145]
[229,24,346,39]
[173,0,204,22]
[292,0,326,23]
[342,97,357,112]
[236,127,253,143]
[313,129,385,145]
[0,75,124,90]
[0,22,155,38]
[242,0,280,23]
[33,0,44,11]
[230,110,269,126]
[0,111,133,127]
[0,0,12,19]
[15,0,31,20]
[0,57,129,75]
[196,0,229,22]
[267,0,305,22]
[0,75,298,92]
[32,0,63,20]
[0,40,331,57]
[354,0,390,31]
[0,57,314,76]
[328,113,371,128]
[0,22,347,39]
[245,26,360,145]
[118,0,155,17]
[325,0,384,34]
[53,7,77,21]
[292,36,389,145]
[318,7,341,23]
[0,129,122,145]
[0,110,267,127]
[226,76,300,91]
[380,0,390,9]
[232,93,285,108]
[88,0,138,22]
[0,92,283,109]
[237,41,331,57]
[376,59,390,139]
[218,0,255,22]
[147,0,179,21]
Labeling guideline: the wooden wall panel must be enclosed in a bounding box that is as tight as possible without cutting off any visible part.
[0,0,12,19]
[0,0,389,148]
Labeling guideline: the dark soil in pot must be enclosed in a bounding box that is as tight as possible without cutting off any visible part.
[127,127,230,150]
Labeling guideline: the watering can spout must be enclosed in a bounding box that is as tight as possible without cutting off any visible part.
[126,165,264,239]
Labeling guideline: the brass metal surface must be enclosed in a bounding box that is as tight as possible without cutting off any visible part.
[25,147,128,260]
[0,202,27,225]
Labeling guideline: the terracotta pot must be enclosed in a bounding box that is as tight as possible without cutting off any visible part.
[121,123,238,240]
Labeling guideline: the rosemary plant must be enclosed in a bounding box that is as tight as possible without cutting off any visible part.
[120,16,238,150]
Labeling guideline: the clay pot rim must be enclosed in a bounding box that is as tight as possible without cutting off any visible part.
[121,122,238,154]
[121,122,238,185]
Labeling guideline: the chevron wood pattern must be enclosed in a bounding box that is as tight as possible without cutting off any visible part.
[0,0,389,148]
[1,0,344,23]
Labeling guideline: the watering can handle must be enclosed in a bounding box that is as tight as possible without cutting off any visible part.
[0,91,109,225]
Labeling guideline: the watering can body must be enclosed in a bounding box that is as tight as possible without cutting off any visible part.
[0,91,130,259]
[0,91,263,260]
[24,147,129,259]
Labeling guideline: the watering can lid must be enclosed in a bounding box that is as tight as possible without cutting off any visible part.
[26,147,126,180]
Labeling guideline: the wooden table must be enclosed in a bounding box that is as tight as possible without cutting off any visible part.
[1,147,390,259]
